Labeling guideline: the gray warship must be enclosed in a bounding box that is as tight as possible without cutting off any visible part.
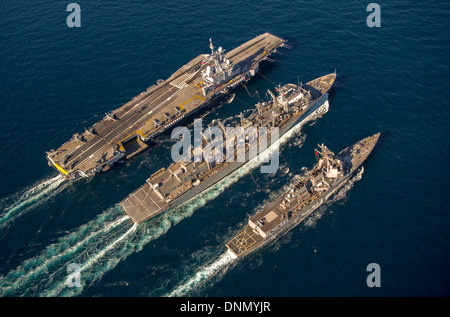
[46,33,286,180]
[226,132,380,259]
[120,72,336,224]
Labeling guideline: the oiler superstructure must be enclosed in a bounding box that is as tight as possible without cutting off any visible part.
[226,133,380,259]
[120,72,336,224]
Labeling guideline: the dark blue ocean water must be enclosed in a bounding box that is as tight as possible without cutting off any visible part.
[0,0,449,297]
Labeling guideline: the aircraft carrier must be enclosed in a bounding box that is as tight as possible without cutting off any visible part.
[120,72,336,224]
[46,33,286,180]
[225,132,380,259]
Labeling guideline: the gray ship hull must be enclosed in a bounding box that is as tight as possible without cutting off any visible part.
[122,93,330,223]
[227,165,356,260]
[226,132,380,259]
[161,93,329,211]
[121,72,337,224]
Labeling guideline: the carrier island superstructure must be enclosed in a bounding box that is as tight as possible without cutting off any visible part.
[225,133,380,259]
[46,33,286,180]
[120,72,336,224]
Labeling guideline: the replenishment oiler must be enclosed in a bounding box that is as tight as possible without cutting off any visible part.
[225,132,380,259]
[46,33,286,180]
[120,72,336,224]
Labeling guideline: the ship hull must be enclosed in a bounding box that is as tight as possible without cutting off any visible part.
[169,94,330,209]
[127,93,330,224]
[225,133,380,259]
[227,167,356,260]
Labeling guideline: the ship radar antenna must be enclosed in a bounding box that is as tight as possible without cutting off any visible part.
[239,112,245,125]
[209,38,215,55]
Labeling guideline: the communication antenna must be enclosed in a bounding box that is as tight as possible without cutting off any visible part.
[209,38,215,55]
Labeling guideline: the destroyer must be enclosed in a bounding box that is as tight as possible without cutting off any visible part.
[46,33,286,179]
[121,72,336,223]
[225,132,380,259]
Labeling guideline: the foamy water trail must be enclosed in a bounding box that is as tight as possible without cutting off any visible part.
[165,251,234,297]
[0,99,329,297]
[0,205,129,296]
[30,174,250,297]
[0,165,267,297]
[41,222,138,297]
[0,175,65,225]
[0,172,247,297]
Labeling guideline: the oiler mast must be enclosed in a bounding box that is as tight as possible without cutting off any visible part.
[314,143,343,179]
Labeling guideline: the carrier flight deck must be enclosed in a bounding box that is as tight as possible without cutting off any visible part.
[46,33,286,180]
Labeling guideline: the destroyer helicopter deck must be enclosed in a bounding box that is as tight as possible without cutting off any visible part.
[46,33,286,180]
